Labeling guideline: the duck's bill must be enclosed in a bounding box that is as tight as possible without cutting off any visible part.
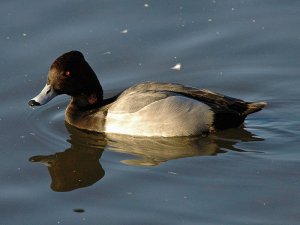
[28,84,58,107]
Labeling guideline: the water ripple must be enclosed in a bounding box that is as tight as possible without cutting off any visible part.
[27,97,69,148]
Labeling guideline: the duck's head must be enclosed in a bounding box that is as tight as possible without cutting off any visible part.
[28,51,103,108]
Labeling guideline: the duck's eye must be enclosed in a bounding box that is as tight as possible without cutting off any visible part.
[64,71,71,77]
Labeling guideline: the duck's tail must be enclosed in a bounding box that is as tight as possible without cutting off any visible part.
[243,101,267,116]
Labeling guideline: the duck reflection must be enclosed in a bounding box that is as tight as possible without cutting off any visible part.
[29,127,106,192]
[29,122,262,192]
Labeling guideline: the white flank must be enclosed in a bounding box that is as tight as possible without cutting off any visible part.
[105,96,213,137]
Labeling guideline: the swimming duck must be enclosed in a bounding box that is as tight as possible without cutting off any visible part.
[28,51,266,137]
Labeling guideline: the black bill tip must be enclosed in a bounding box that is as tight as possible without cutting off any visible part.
[28,99,41,107]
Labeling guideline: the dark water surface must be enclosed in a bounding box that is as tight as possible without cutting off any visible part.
[1,1,300,224]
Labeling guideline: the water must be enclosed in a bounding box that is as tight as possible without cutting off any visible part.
[1,0,300,224]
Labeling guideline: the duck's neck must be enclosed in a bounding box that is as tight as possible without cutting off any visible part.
[70,91,103,111]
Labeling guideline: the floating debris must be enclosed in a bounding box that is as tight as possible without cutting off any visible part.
[171,63,182,71]
[144,3,149,7]
[73,209,85,213]
[120,29,128,34]
[208,18,213,22]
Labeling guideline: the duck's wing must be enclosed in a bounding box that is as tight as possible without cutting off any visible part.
[107,88,172,113]
[129,82,266,115]
[119,82,266,129]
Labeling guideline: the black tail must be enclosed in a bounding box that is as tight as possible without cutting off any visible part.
[243,101,267,116]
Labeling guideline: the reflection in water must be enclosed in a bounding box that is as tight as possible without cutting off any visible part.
[29,125,106,192]
[30,122,262,192]
[106,125,263,166]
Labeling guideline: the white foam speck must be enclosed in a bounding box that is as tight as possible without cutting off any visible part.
[171,63,182,71]
[103,51,112,55]
[168,171,177,175]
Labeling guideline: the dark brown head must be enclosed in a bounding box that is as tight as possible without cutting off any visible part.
[28,51,103,107]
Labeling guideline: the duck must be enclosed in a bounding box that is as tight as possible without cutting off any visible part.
[28,50,266,137]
